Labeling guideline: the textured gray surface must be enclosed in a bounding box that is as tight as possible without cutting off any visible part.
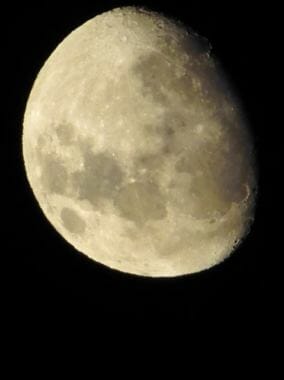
[23,7,257,276]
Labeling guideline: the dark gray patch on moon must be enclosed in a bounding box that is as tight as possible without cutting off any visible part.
[133,51,203,107]
[132,52,172,104]
[173,127,251,218]
[142,112,187,156]
[175,153,201,175]
[180,33,212,57]
[40,155,68,194]
[132,51,198,104]
[71,150,124,207]
[134,152,165,183]
[136,153,164,171]
[159,112,188,154]
[132,50,232,127]
[113,182,167,225]
[56,123,75,145]
[132,51,217,127]
[60,207,86,234]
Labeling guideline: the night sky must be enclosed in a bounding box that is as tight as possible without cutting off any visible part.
[4,0,274,355]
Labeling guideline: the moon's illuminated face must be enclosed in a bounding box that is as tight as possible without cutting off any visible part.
[22,7,257,277]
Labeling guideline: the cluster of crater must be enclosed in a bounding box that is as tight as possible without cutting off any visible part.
[34,49,252,234]
[36,126,170,231]
[131,50,230,122]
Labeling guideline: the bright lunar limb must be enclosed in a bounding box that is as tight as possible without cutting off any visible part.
[22,7,257,277]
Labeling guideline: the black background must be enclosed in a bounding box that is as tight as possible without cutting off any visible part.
[5,0,274,352]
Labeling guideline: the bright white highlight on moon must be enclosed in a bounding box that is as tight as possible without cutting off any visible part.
[22,7,257,277]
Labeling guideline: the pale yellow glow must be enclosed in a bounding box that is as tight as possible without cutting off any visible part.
[22,7,257,277]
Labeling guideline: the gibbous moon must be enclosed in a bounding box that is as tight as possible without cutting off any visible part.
[22,7,257,277]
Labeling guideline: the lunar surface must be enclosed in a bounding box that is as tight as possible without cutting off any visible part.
[22,7,257,277]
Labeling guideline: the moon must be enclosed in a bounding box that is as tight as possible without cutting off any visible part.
[22,7,257,277]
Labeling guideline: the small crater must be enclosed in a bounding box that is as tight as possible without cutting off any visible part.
[114,182,167,225]
[56,123,74,145]
[71,150,124,206]
[60,208,86,234]
[40,155,68,194]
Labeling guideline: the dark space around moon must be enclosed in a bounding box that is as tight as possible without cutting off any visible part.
[4,0,275,351]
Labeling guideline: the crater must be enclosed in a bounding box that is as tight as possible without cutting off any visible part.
[55,123,75,145]
[71,150,124,207]
[40,154,68,194]
[60,207,86,234]
[113,181,167,225]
